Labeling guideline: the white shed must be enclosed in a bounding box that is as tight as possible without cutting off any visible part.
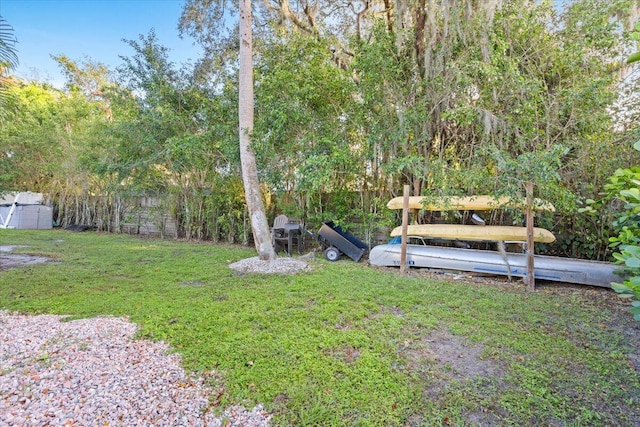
[0,192,53,229]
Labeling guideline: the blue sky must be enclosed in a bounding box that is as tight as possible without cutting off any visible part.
[1,0,201,88]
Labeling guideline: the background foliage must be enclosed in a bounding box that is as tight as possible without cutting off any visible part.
[2,0,640,257]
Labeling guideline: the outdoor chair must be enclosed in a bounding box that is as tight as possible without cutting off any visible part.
[271,214,289,251]
[271,214,302,255]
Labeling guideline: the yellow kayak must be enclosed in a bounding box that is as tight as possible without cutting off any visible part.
[386,195,555,212]
[390,224,556,243]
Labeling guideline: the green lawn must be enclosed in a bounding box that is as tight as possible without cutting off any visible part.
[1,229,639,426]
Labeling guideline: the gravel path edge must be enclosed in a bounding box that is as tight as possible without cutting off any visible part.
[0,311,272,427]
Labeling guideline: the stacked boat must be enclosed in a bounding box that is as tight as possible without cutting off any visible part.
[369,195,622,287]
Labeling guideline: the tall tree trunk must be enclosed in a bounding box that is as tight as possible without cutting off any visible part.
[239,0,276,261]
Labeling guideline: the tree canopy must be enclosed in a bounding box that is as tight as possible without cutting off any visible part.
[2,0,640,259]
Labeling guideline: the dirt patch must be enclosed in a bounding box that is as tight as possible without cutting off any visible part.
[0,246,54,271]
[325,344,361,364]
[400,328,507,426]
[402,329,505,397]
[379,265,640,373]
[178,280,208,287]
[463,409,504,427]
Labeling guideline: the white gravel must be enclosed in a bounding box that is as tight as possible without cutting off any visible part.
[229,256,311,275]
[0,311,271,427]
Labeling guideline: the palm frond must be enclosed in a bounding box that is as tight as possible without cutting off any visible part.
[0,16,19,71]
[0,16,18,120]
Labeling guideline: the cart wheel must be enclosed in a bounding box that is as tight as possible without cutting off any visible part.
[324,247,341,262]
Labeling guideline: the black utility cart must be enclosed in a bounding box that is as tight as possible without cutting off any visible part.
[317,221,368,262]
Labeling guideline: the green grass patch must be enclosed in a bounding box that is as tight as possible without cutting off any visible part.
[1,229,639,426]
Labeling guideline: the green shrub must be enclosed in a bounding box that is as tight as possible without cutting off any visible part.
[606,142,640,319]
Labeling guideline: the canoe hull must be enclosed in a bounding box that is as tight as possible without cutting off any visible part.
[369,244,622,287]
[390,225,556,243]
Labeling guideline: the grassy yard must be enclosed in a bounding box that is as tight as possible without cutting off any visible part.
[1,229,639,426]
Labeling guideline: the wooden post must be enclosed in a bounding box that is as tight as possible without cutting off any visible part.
[400,185,410,275]
[525,182,535,290]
